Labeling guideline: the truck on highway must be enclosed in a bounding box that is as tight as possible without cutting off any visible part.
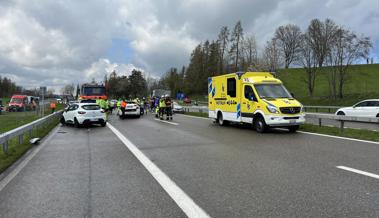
[152,89,171,98]
[79,83,107,102]
[208,72,305,133]
[8,95,39,112]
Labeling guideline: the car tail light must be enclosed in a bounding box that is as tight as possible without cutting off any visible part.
[78,111,86,114]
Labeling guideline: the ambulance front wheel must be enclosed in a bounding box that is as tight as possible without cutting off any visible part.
[254,116,267,133]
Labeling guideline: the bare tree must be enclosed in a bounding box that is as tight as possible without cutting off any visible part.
[298,33,318,97]
[61,84,75,95]
[308,18,338,67]
[217,26,229,73]
[326,27,372,99]
[274,24,302,68]
[229,21,244,72]
[262,39,281,72]
[241,34,258,71]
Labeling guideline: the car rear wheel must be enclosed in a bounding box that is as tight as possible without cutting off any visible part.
[337,111,345,115]
[60,117,66,125]
[254,116,267,133]
[74,118,80,128]
[376,113,379,118]
[101,121,106,127]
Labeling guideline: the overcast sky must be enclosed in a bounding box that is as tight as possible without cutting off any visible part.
[0,0,378,92]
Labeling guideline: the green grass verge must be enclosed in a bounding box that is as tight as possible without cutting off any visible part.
[0,115,60,173]
[0,103,65,133]
[183,112,379,142]
[299,124,379,142]
[277,64,379,106]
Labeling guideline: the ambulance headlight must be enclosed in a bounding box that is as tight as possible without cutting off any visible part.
[266,105,279,114]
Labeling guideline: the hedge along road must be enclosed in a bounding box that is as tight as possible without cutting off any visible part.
[0,112,378,218]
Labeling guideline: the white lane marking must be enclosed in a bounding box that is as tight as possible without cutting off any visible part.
[337,166,379,180]
[180,113,379,145]
[0,126,60,192]
[298,131,379,145]
[179,114,212,120]
[154,118,179,126]
[107,123,211,218]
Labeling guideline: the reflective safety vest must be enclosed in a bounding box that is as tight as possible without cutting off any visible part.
[159,100,166,108]
[117,101,121,107]
[50,102,56,109]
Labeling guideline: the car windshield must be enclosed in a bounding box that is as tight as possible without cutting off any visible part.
[10,98,23,103]
[254,84,292,99]
[81,104,101,110]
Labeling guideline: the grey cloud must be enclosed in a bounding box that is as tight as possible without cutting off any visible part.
[0,0,378,91]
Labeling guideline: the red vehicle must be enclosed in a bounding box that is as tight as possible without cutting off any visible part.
[79,84,107,101]
[8,95,28,111]
[183,97,191,104]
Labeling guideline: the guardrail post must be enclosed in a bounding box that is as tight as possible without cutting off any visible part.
[318,118,322,127]
[18,134,23,145]
[340,120,345,132]
[3,141,8,154]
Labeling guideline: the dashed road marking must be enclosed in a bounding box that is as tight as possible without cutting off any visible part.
[107,123,211,218]
[154,118,179,125]
[337,166,379,180]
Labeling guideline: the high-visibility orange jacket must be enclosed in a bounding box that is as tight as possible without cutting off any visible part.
[50,102,56,109]
[121,101,127,108]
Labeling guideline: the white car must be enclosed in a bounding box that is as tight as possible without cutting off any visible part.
[61,103,107,127]
[117,101,141,119]
[335,99,379,117]
[172,102,184,113]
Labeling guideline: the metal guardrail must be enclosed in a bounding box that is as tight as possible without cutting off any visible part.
[182,106,378,131]
[305,113,379,131]
[303,105,341,113]
[0,110,62,154]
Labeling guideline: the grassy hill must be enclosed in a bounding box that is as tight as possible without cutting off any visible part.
[277,64,379,106]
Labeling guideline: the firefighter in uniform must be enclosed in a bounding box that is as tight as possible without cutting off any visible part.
[165,95,173,120]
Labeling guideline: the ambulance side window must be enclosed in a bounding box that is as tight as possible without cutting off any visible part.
[227,78,236,97]
[244,86,257,101]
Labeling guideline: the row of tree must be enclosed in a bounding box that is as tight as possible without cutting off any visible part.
[105,69,148,99]
[159,18,372,99]
[0,76,22,98]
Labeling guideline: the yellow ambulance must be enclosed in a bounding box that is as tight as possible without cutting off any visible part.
[208,72,305,133]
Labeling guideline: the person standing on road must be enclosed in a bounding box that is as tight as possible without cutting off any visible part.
[50,101,56,113]
[120,99,127,117]
[165,95,172,120]
[159,96,166,120]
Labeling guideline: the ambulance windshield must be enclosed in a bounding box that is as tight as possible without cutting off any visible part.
[254,84,292,99]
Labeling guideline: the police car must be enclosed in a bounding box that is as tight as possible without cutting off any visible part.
[61,103,106,127]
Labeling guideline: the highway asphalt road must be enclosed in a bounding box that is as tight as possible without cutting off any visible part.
[0,112,378,218]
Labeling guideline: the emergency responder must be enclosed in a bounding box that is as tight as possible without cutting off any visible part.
[99,99,109,120]
[50,101,56,113]
[116,99,121,111]
[165,95,173,120]
[154,97,159,113]
[159,96,166,120]
[120,99,127,118]
[150,97,155,112]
